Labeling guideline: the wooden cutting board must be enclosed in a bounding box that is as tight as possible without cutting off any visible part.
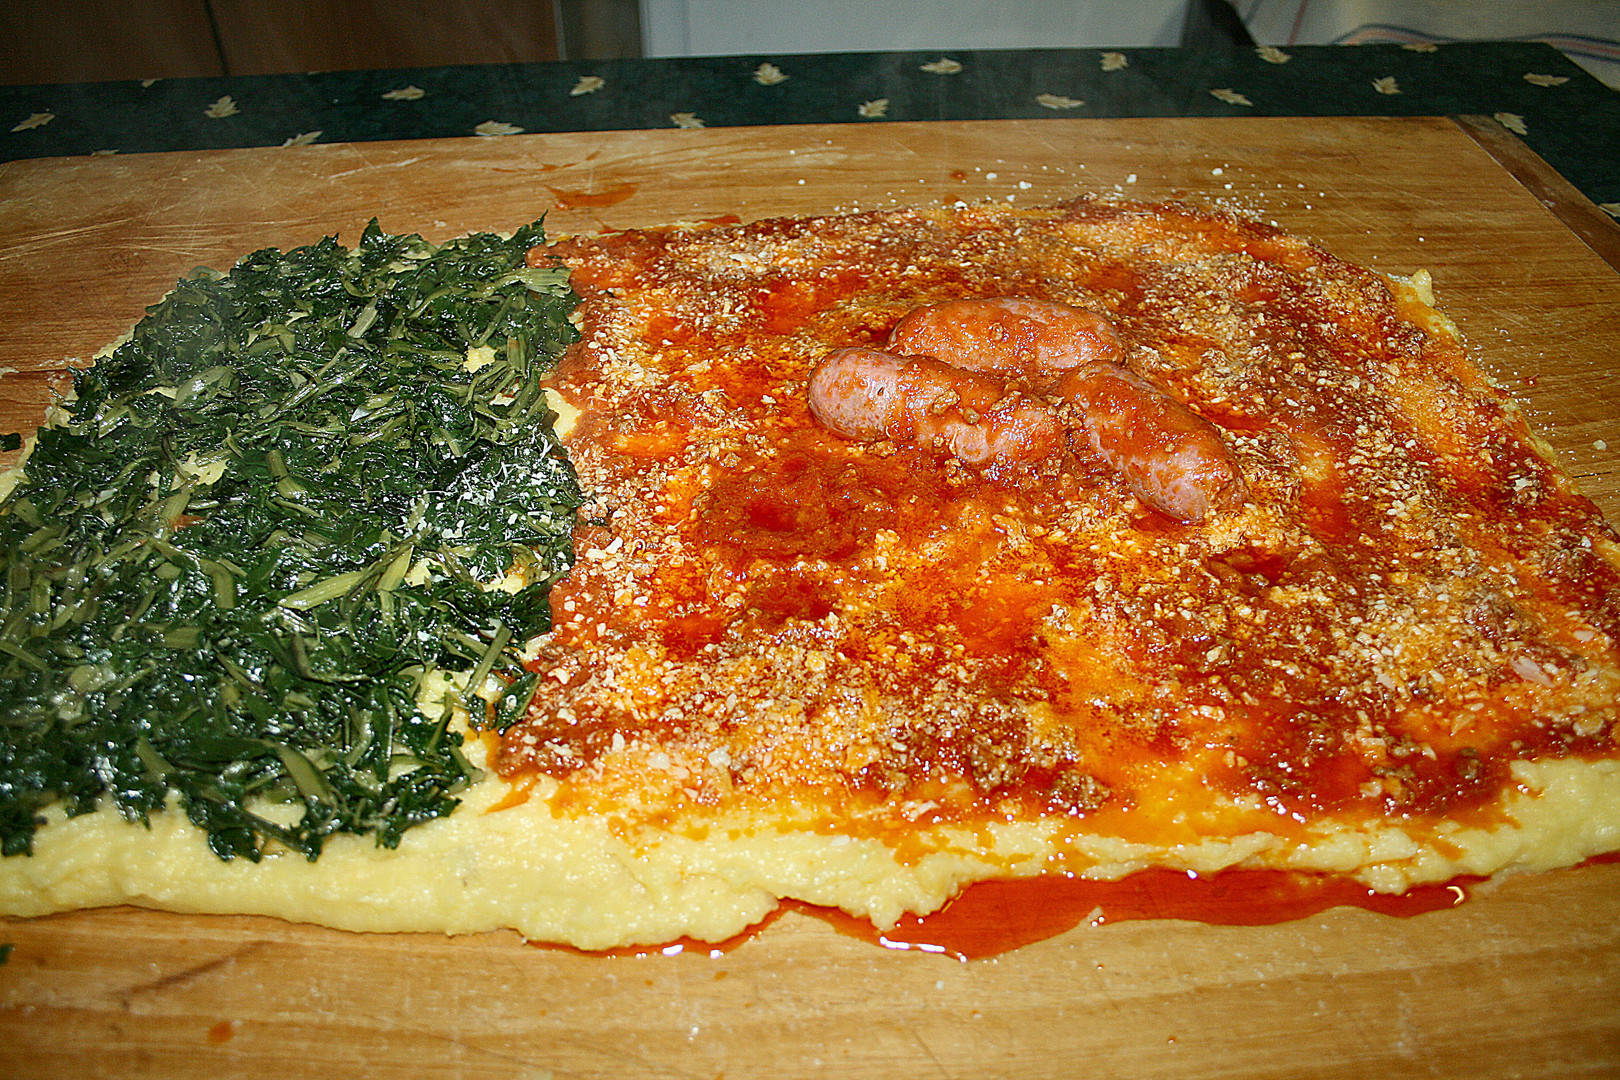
[2,117,1619,1079]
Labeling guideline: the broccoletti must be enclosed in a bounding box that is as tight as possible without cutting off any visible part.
[0,219,581,861]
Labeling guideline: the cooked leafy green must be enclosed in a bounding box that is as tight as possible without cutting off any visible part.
[0,219,581,861]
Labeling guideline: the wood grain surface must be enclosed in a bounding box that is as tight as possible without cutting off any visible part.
[2,117,1619,1079]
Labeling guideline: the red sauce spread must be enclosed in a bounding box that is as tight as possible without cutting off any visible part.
[504,197,1620,864]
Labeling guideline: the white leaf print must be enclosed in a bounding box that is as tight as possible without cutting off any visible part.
[10,112,53,132]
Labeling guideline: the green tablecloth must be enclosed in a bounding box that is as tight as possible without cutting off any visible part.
[3,42,1617,212]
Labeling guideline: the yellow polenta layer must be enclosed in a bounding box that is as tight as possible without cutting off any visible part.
[3,752,1617,950]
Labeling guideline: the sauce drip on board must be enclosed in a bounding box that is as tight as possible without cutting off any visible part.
[541,868,1477,961]
[813,869,1476,960]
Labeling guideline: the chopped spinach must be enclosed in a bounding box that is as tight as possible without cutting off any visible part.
[0,219,581,861]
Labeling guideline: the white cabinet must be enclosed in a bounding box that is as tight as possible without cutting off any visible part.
[640,0,1193,57]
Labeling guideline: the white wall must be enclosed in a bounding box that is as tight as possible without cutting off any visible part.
[640,0,1192,57]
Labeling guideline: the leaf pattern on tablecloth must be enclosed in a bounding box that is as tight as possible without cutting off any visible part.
[1601,203,1620,219]
[0,42,1610,215]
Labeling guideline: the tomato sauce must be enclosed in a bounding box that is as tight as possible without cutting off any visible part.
[513,197,1620,936]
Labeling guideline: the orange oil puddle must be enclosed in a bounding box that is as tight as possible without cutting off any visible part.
[548,182,639,209]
